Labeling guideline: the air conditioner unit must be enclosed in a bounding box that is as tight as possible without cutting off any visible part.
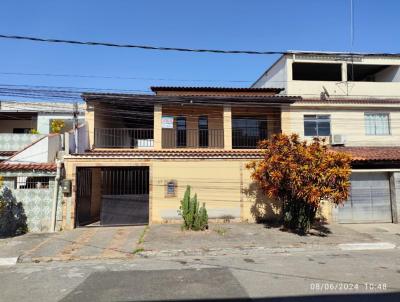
[330,134,346,146]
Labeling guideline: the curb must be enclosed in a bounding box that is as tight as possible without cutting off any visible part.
[338,242,396,251]
[139,242,397,258]
[0,257,19,266]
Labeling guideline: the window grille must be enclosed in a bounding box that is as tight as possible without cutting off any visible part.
[15,176,50,189]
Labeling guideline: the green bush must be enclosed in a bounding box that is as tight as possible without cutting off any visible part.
[0,187,28,237]
[178,186,208,231]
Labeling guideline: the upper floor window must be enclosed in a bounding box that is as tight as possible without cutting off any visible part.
[232,118,268,148]
[304,115,331,136]
[365,113,390,135]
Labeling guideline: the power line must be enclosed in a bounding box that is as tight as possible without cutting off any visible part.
[0,72,252,83]
[1,34,400,57]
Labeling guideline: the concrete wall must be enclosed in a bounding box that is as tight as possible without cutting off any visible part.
[252,56,287,90]
[253,54,400,98]
[7,135,61,163]
[37,113,83,134]
[390,172,400,223]
[0,171,60,232]
[0,134,44,151]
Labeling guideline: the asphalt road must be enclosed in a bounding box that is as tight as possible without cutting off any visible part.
[0,248,399,301]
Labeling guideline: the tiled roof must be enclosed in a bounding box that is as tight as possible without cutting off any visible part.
[71,149,263,159]
[150,86,284,93]
[299,98,400,104]
[331,147,400,162]
[0,151,17,157]
[0,163,57,172]
[68,147,400,163]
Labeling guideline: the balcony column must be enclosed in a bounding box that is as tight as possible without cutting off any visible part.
[280,105,291,134]
[223,104,232,150]
[86,102,95,148]
[154,104,162,149]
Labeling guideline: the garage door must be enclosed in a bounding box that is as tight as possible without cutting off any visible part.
[338,173,392,223]
[100,167,149,226]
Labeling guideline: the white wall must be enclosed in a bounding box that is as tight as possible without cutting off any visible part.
[253,54,400,98]
[37,113,83,134]
[6,134,62,163]
[252,56,287,90]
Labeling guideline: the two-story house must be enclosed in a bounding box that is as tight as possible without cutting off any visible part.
[60,52,400,230]
[62,87,299,228]
[253,51,400,224]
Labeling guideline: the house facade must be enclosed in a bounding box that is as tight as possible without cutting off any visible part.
[253,52,400,224]
[62,88,298,229]
[59,52,400,229]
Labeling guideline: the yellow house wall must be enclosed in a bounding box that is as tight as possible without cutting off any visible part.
[62,157,284,229]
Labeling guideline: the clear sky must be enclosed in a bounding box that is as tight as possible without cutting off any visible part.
[0,0,399,97]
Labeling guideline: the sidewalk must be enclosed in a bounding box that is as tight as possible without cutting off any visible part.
[140,222,399,257]
[0,222,399,264]
[0,225,146,264]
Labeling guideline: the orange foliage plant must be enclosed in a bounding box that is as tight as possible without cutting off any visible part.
[246,134,351,233]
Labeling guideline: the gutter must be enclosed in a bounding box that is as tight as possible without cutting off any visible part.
[50,159,62,232]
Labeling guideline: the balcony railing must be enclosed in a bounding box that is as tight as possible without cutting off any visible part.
[94,128,154,148]
[232,127,268,149]
[162,129,224,148]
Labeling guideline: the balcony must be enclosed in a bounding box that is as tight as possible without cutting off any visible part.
[232,127,268,149]
[162,129,224,149]
[94,128,154,148]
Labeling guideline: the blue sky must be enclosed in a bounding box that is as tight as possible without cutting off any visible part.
[0,0,399,96]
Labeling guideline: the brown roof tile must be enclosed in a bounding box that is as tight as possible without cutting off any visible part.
[150,86,284,93]
[331,147,400,162]
[0,151,17,157]
[71,149,262,159]
[70,147,400,163]
[0,163,57,172]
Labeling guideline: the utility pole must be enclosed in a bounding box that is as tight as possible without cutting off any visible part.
[73,101,79,153]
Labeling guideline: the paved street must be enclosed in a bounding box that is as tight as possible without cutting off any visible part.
[0,248,399,301]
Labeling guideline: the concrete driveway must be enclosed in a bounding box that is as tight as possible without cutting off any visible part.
[0,226,146,263]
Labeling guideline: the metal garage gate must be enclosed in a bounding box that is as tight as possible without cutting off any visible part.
[76,167,149,227]
[100,167,149,226]
[338,173,392,223]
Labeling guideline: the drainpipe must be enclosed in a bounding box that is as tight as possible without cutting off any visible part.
[50,159,62,232]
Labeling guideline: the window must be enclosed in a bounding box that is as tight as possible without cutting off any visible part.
[165,180,177,197]
[13,128,32,134]
[232,118,268,148]
[176,117,187,147]
[304,115,331,136]
[365,113,390,135]
[198,116,208,147]
[15,176,50,189]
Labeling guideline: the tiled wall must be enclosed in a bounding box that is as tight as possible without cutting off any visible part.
[1,171,62,232]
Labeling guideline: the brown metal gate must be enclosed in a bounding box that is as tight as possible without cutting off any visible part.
[100,167,149,225]
[76,167,93,226]
[76,166,149,227]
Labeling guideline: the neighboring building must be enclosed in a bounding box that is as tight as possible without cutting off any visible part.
[0,100,84,232]
[0,101,85,134]
[62,87,299,229]
[252,51,400,98]
[253,51,400,224]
